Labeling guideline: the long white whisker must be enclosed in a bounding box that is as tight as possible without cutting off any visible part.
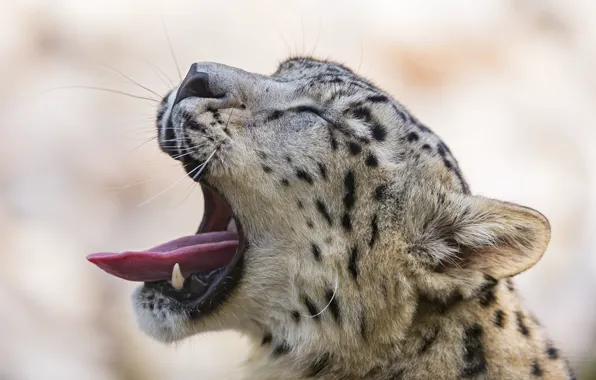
[192,149,217,181]
[161,16,182,81]
[137,161,202,207]
[100,62,162,99]
[302,269,339,318]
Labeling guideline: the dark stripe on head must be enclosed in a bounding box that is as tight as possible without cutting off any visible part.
[325,288,341,323]
[516,311,530,337]
[343,171,356,210]
[478,275,498,307]
[461,324,487,378]
[407,132,419,142]
[311,243,322,261]
[494,309,506,328]
[261,333,272,345]
[317,162,328,180]
[342,213,352,231]
[315,200,333,226]
[273,341,291,356]
[303,295,320,319]
[367,94,389,103]
[546,341,559,360]
[531,361,543,377]
[349,246,359,280]
[296,169,314,184]
[369,214,379,248]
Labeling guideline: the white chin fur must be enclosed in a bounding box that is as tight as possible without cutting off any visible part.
[131,286,190,343]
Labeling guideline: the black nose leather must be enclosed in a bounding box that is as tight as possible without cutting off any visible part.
[174,64,216,105]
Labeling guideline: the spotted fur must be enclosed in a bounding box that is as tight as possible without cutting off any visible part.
[138,57,574,379]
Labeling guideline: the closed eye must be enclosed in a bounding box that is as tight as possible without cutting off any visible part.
[291,105,323,117]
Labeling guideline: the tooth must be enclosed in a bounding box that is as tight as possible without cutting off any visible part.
[227,218,237,233]
[171,263,185,290]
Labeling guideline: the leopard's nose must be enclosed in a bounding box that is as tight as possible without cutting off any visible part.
[173,63,219,106]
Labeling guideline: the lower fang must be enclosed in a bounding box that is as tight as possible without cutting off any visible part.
[171,263,184,290]
[227,218,237,233]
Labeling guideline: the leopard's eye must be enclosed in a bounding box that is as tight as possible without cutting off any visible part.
[291,105,323,117]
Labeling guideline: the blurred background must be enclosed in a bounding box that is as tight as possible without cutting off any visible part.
[0,0,595,379]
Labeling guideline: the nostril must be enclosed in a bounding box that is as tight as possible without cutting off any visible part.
[174,64,220,105]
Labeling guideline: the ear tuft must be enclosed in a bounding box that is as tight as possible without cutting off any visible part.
[406,191,551,279]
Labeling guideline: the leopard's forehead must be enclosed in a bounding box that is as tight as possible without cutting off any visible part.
[272,57,356,81]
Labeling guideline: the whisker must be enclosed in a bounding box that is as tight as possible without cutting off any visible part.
[44,86,158,103]
[302,268,339,318]
[161,16,182,81]
[192,148,217,181]
[137,160,203,207]
[100,62,163,99]
[139,56,175,88]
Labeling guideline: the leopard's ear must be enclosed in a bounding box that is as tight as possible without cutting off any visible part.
[406,191,551,279]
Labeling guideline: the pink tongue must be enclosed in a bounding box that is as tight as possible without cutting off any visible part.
[87,231,239,282]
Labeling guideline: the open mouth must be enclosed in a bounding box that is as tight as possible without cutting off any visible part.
[87,183,245,314]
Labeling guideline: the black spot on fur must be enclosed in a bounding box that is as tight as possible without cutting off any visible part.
[494,309,506,328]
[365,153,378,167]
[262,165,273,174]
[516,311,531,337]
[240,104,246,109]
[306,220,314,229]
[367,94,389,103]
[478,275,498,307]
[315,200,333,226]
[297,200,304,209]
[305,353,330,377]
[285,156,292,163]
[531,361,543,377]
[349,246,359,280]
[342,213,352,231]
[350,105,373,123]
[461,324,487,378]
[266,110,284,122]
[311,243,322,261]
[419,326,439,353]
[257,151,268,159]
[328,128,338,150]
[303,295,320,319]
[407,132,419,142]
[326,288,341,323]
[281,179,290,187]
[348,141,362,155]
[359,308,367,338]
[292,310,301,323]
[368,215,379,248]
[273,341,291,356]
[374,184,387,201]
[546,342,559,360]
[422,144,432,152]
[296,169,314,185]
[370,124,387,141]
[261,333,272,345]
[317,162,328,180]
[343,171,356,210]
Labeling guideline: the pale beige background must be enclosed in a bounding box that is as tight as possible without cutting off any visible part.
[0,0,595,379]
